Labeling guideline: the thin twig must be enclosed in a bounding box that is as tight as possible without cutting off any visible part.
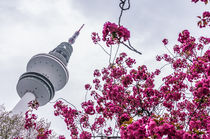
[49,98,78,110]
[118,0,131,26]
[97,43,111,56]
[118,0,142,55]
[109,45,113,64]
[164,45,175,58]
[113,44,120,63]
[121,40,142,55]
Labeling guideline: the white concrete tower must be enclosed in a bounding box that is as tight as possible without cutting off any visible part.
[12,25,84,114]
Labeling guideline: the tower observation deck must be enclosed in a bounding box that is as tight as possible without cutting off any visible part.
[12,25,84,114]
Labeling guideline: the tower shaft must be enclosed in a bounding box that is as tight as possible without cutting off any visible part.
[12,92,35,115]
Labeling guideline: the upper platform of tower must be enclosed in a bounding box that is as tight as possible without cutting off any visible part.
[49,24,84,66]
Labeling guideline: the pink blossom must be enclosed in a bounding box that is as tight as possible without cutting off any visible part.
[162,38,168,45]
[93,69,101,77]
[85,84,91,90]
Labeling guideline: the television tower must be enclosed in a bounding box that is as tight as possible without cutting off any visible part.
[12,25,84,114]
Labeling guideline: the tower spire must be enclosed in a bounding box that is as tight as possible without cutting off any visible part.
[68,24,85,45]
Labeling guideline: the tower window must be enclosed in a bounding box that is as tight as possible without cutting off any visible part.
[63,45,66,49]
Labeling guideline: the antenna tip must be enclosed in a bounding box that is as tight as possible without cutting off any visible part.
[78,24,85,32]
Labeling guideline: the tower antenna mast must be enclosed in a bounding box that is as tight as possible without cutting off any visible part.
[68,24,85,45]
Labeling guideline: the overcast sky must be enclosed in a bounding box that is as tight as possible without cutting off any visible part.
[0,0,209,137]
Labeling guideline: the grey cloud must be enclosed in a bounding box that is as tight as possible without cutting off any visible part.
[71,0,120,21]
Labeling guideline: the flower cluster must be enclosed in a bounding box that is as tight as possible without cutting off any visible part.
[91,32,101,44]
[197,11,210,28]
[121,118,147,139]
[24,101,39,130]
[193,78,209,99]
[104,127,112,136]
[175,30,197,57]
[36,129,52,139]
[24,101,55,139]
[85,84,91,90]
[192,0,209,4]
[102,22,130,46]
[79,131,92,139]
[91,116,105,132]
[24,110,37,129]
[162,38,168,45]
[82,100,95,115]
[53,100,79,138]
[199,36,210,45]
